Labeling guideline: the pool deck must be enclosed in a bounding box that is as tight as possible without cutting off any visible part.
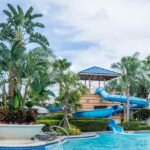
[0,132,98,148]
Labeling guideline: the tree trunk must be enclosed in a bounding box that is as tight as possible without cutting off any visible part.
[2,82,7,112]
[9,74,14,99]
[126,84,130,122]
[23,83,28,106]
[63,110,68,128]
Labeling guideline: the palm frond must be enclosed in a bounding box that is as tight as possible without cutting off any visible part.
[29,32,49,48]
[7,4,18,16]
[3,10,12,17]
[29,14,43,20]
[25,7,33,18]
[17,5,24,15]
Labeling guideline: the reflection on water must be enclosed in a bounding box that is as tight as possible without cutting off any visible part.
[46,133,150,150]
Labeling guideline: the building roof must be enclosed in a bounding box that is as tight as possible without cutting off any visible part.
[78,66,120,81]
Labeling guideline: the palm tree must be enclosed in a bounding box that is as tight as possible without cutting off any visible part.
[106,52,150,122]
[56,71,87,128]
[0,4,53,111]
[21,48,55,105]
[53,59,71,95]
[107,52,148,96]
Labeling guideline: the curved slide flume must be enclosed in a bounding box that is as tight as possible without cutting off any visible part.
[73,88,148,133]
[73,88,148,118]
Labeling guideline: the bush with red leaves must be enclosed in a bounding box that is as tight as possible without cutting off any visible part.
[0,109,38,124]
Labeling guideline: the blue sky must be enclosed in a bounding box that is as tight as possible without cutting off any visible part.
[1,0,150,72]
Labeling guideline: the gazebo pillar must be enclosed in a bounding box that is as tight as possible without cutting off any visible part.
[89,76,91,92]
[98,76,101,87]
[103,79,106,87]
[84,75,86,86]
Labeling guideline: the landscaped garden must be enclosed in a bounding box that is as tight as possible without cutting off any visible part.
[0,2,150,150]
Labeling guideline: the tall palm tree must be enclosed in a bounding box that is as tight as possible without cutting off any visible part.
[107,52,148,96]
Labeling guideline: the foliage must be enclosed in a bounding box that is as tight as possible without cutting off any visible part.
[57,71,87,111]
[0,109,38,124]
[26,100,34,108]
[106,52,150,97]
[38,113,64,120]
[10,90,23,110]
[0,4,54,120]
[132,109,150,121]
[67,125,81,135]
[37,118,108,132]
[139,125,150,130]
[122,120,150,131]
[53,58,71,74]
[37,120,60,132]
[70,118,108,132]
[122,121,140,130]
[56,70,88,128]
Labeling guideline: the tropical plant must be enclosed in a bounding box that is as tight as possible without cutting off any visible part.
[132,109,150,121]
[106,52,149,97]
[0,4,54,123]
[53,58,71,95]
[56,71,87,128]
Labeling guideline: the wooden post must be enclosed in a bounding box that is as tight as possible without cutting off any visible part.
[98,76,101,87]
[103,78,106,88]
[89,76,91,93]
[124,103,127,122]
[85,75,86,86]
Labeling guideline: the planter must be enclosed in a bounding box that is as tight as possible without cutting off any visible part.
[0,124,44,140]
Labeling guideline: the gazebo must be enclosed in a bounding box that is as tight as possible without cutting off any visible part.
[78,66,120,91]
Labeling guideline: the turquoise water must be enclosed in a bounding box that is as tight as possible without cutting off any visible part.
[46,133,150,150]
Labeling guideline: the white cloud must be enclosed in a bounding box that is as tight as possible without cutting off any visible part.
[2,0,150,72]
[46,0,150,71]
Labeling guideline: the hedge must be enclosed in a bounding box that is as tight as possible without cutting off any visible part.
[122,121,140,131]
[38,113,64,120]
[70,119,108,132]
[122,121,150,131]
[37,120,60,132]
[38,118,108,132]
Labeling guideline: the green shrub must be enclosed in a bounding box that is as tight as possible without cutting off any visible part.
[133,109,150,121]
[67,125,81,135]
[139,125,150,130]
[38,113,64,120]
[38,118,108,132]
[37,120,60,132]
[122,121,140,131]
[72,118,107,121]
[70,118,108,132]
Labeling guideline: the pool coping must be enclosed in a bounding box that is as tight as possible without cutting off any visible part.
[46,132,98,146]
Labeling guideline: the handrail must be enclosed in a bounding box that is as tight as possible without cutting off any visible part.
[50,126,69,138]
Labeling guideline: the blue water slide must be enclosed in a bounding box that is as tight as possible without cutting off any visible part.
[108,119,124,133]
[73,88,148,118]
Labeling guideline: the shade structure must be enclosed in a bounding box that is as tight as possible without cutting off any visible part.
[78,66,120,81]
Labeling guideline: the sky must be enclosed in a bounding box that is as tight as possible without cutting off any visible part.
[1,0,150,73]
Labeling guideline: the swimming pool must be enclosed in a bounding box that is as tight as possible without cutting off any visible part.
[46,132,150,150]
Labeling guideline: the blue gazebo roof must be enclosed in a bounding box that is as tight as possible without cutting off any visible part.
[78,66,120,81]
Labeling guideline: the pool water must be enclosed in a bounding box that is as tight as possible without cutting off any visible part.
[46,133,150,150]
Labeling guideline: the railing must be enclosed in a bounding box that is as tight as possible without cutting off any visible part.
[50,126,69,138]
